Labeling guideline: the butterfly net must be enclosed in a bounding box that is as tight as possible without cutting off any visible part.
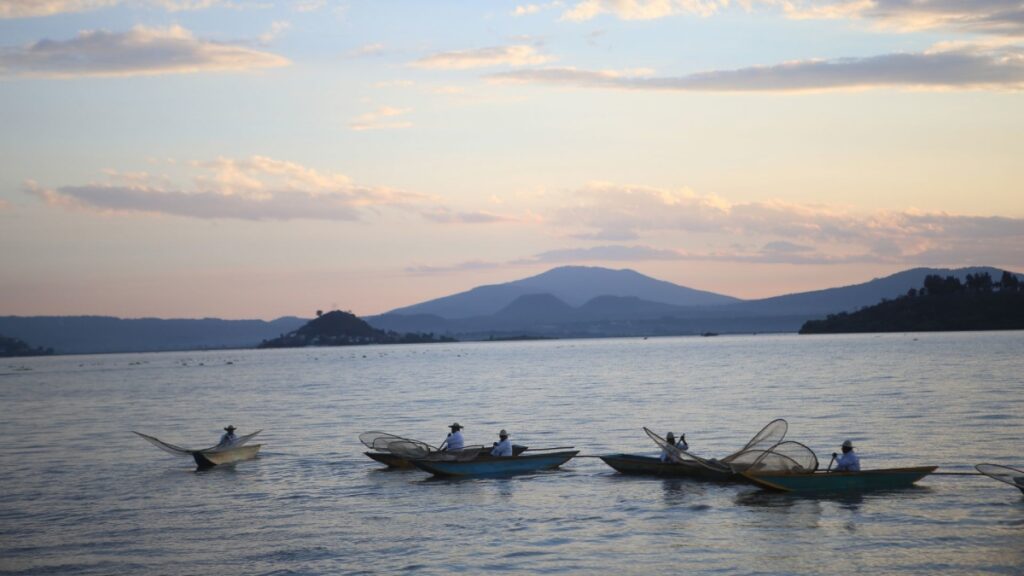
[359,431,437,455]
[721,419,787,464]
[134,430,261,456]
[738,441,818,473]
[976,464,1024,489]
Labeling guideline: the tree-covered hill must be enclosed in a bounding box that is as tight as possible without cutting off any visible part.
[258,310,455,348]
[0,335,54,357]
[800,272,1024,334]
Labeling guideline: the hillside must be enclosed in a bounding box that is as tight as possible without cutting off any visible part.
[259,310,455,348]
[800,272,1024,333]
[385,266,740,319]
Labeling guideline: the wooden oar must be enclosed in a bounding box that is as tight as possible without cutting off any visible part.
[521,446,575,452]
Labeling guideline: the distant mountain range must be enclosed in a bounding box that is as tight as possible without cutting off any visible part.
[366,265,1022,338]
[3,265,1020,355]
[0,316,306,355]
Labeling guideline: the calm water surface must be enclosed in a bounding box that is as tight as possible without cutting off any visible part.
[1,333,1022,575]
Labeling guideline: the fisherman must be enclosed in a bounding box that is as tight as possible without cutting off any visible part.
[832,439,860,472]
[440,422,465,452]
[490,429,513,457]
[218,425,237,447]
[660,431,689,462]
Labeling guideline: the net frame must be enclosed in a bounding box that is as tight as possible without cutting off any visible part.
[976,464,1024,489]
[133,430,262,456]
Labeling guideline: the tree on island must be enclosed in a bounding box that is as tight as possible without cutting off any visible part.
[0,335,55,357]
[258,310,456,348]
[800,271,1024,334]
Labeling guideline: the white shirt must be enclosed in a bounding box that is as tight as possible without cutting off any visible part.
[491,438,513,457]
[659,439,689,462]
[835,450,860,472]
[218,432,236,447]
[442,430,464,451]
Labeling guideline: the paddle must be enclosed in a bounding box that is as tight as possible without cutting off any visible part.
[826,453,836,472]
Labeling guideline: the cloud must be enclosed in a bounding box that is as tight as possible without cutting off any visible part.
[782,1,1024,38]
[351,43,386,57]
[525,245,687,262]
[562,0,728,21]
[0,0,240,19]
[25,156,429,221]
[349,106,413,131]
[411,45,550,70]
[420,209,518,224]
[0,0,117,18]
[548,182,1024,267]
[490,44,1024,92]
[558,1,1024,38]
[0,25,289,78]
[258,21,291,45]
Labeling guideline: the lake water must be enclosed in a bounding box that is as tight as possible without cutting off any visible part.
[1,332,1022,575]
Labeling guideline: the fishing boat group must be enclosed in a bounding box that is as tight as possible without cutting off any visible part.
[135,419,1024,496]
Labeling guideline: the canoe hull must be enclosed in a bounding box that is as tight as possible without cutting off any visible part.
[742,466,938,493]
[365,445,527,468]
[365,451,417,469]
[411,451,579,477]
[600,454,736,482]
[193,445,261,469]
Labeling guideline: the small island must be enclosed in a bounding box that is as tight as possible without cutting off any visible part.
[258,310,456,348]
[800,271,1024,334]
[0,335,55,358]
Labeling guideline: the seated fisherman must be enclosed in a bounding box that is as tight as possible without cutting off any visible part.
[660,432,689,462]
[440,422,465,452]
[218,425,237,447]
[833,439,860,472]
[491,429,513,457]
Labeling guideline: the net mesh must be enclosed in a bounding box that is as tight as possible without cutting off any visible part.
[721,419,787,464]
[387,440,433,459]
[359,431,438,454]
[742,441,818,473]
[976,464,1024,489]
[133,430,262,456]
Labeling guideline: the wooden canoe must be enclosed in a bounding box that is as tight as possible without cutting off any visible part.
[600,454,737,481]
[741,466,938,493]
[193,444,261,469]
[364,444,528,469]
[410,450,578,477]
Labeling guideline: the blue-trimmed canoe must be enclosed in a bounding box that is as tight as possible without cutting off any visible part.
[741,466,938,493]
[410,450,579,477]
[599,454,736,481]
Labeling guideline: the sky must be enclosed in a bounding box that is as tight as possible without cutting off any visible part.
[1,0,1022,320]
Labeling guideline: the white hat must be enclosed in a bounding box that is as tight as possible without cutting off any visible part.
[498,429,509,437]
[842,439,854,449]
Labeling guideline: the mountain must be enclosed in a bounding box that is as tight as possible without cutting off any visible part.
[367,265,1024,338]
[385,266,740,319]
[0,316,308,355]
[730,266,1019,316]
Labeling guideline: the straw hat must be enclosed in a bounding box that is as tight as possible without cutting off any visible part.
[224,425,236,432]
[449,422,463,431]
[498,429,509,438]
[841,439,854,449]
